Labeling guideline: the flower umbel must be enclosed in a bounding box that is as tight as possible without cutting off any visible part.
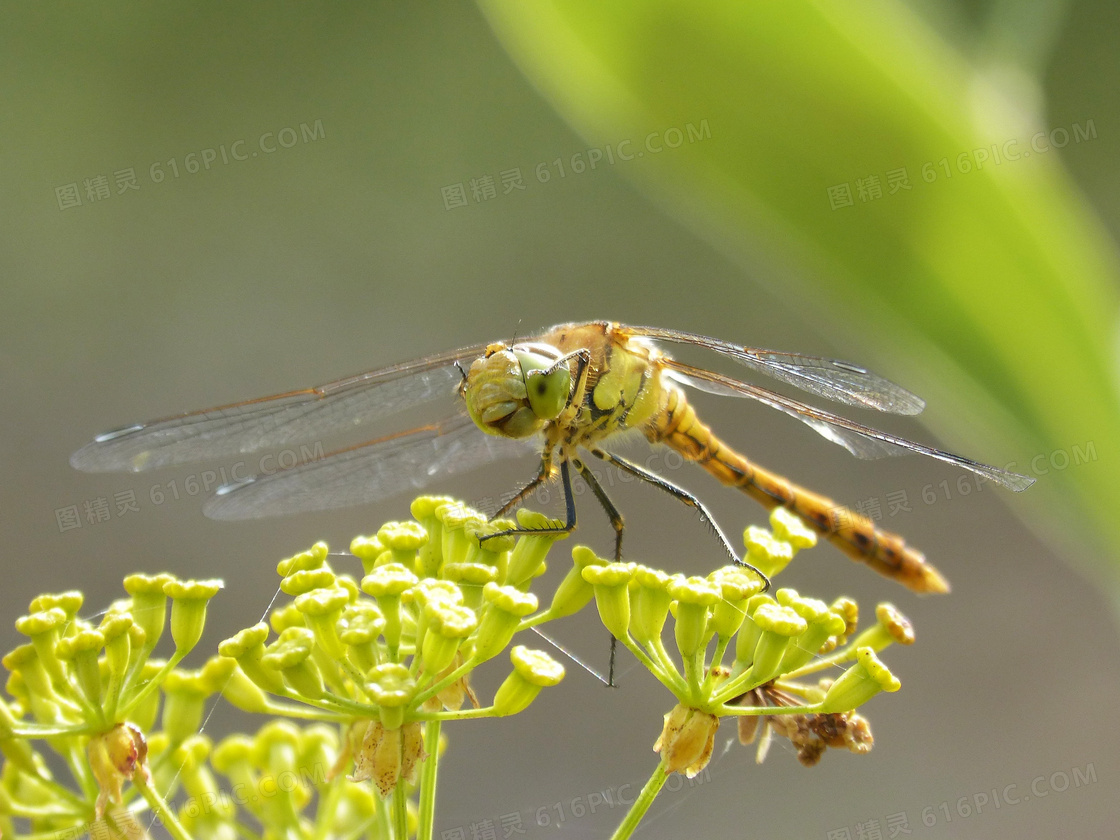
[214,497,574,812]
[1,575,226,839]
[585,507,917,840]
[1,495,921,840]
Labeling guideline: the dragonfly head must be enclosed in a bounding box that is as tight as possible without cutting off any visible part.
[464,342,571,439]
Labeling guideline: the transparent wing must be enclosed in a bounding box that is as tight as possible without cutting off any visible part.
[625,325,926,415]
[70,342,494,472]
[663,360,1034,491]
[203,413,537,520]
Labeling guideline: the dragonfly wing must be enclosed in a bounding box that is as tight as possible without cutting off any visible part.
[203,413,537,520]
[666,367,902,460]
[663,361,1035,491]
[70,342,493,473]
[626,325,926,415]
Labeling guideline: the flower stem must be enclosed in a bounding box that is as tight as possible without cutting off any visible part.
[416,720,441,840]
[134,772,194,840]
[411,659,473,709]
[311,775,344,840]
[119,650,185,718]
[610,759,670,840]
[391,785,409,840]
[721,702,819,717]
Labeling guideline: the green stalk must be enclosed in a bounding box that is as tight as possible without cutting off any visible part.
[391,785,409,840]
[134,772,195,840]
[609,759,670,840]
[311,775,344,840]
[416,720,442,840]
[118,650,185,718]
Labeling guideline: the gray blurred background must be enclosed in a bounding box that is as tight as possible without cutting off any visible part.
[2,2,1118,838]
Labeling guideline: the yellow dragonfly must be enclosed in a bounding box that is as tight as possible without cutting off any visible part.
[71,321,1033,593]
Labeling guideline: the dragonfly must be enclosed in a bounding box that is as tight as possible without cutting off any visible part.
[71,321,1034,594]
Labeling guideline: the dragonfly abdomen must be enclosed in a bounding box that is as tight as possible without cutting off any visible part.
[646,387,949,594]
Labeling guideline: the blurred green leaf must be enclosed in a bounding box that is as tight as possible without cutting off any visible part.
[477,0,1120,594]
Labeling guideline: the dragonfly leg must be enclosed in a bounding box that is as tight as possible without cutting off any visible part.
[566,455,623,688]
[590,448,770,590]
[542,347,591,380]
[486,460,620,686]
[492,456,554,520]
[483,459,578,544]
[558,349,592,423]
[570,456,625,561]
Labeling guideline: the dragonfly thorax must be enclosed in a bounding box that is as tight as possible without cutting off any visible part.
[463,342,572,440]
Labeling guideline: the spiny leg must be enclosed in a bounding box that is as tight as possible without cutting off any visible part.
[569,456,624,688]
[490,459,622,687]
[590,448,770,590]
[493,456,554,520]
[571,456,625,561]
[483,458,578,544]
[531,347,591,382]
[491,453,624,686]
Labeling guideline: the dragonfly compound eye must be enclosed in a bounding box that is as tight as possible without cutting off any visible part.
[464,349,547,439]
[514,346,571,422]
